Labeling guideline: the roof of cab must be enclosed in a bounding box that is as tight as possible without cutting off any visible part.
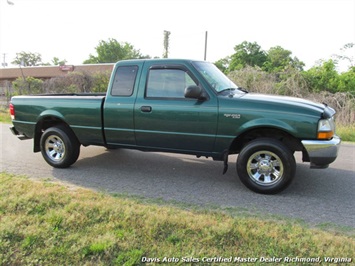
[115,58,206,66]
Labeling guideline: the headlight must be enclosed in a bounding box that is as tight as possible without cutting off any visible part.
[317,117,335,140]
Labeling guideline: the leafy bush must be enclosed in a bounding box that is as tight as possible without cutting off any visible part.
[92,71,111,93]
[229,66,355,126]
[302,60,355,93]
[10,71,110,97]
[43,71,93,94]
[12,76,44,95]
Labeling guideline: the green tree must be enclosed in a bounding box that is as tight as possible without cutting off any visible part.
[84,38,149,64]
[263,46,304,72]
[228,41,267,71]
[51,57,67,66]
[333,42,354,69]
[12,51,42,66]
[214,57,230,73]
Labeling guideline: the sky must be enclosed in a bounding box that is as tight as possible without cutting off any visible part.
[0,0,354,71]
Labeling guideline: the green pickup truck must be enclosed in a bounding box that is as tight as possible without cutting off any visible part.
[10,59,341,194]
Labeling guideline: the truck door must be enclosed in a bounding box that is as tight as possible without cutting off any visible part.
[104,63,142,147]
[134,65,218,152]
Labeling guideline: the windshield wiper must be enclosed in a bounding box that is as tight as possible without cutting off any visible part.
[237,87,249,93]
[218,88,236,94]
[218,87,248,95]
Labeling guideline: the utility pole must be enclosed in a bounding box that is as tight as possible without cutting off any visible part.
[204,31,208,61]
[2,53,8,67]
[3,1,14,67]
[163,30,171,58]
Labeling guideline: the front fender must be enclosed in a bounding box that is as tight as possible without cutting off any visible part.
[237,118,297,136]
[214,117,301,154]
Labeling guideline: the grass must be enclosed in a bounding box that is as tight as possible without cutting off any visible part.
[0,107,11,123]
[336,124,355,142]
[0,173,354,265]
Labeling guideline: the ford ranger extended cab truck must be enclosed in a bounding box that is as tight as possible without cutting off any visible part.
[10,59,341,194]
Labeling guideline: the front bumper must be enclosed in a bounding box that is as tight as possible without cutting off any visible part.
[301,135,341,168]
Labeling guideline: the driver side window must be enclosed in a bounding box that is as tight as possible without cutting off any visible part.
[146,68,197,98]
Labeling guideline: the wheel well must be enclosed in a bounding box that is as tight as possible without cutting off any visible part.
[33,116,68,152]
[229,127,303,154]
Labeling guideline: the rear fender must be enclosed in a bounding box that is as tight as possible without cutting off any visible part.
[37,110,66,122]
[33,110,67,152]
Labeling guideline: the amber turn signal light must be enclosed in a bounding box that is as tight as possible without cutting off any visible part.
[317,131,333,140]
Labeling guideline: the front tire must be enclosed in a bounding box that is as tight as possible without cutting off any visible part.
[237,138,296,194]
[40,125,80,168]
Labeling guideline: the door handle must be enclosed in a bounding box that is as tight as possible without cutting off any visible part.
[140,106,152,113]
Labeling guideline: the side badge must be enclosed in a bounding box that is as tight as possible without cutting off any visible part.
[224,114,241,119]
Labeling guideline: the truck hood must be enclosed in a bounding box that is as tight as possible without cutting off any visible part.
[224,93,334,118]
[245,93,324,110]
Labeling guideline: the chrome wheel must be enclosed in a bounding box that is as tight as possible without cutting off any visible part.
[45,135,66,162]
[40,126,80,168]
[246,150,284,186]
[237,139,295,194]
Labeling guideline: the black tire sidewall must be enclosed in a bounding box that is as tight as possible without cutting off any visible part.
[40,125,80,168]
[237,139,296,194]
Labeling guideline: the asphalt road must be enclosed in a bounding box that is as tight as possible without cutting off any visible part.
[1,123,354,228]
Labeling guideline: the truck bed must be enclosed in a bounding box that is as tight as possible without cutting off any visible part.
[11,93,106,146]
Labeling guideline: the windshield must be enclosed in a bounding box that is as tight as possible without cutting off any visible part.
[192,61,239,93]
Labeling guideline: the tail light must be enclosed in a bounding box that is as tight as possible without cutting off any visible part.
[9,103,15,120]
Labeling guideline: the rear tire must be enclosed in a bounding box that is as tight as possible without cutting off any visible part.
[40,125,80,168]
[236,138,296,194]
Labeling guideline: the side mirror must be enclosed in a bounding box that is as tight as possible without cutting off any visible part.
[184,85,206,100]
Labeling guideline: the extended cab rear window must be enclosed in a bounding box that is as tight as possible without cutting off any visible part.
[111,66,138,96]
